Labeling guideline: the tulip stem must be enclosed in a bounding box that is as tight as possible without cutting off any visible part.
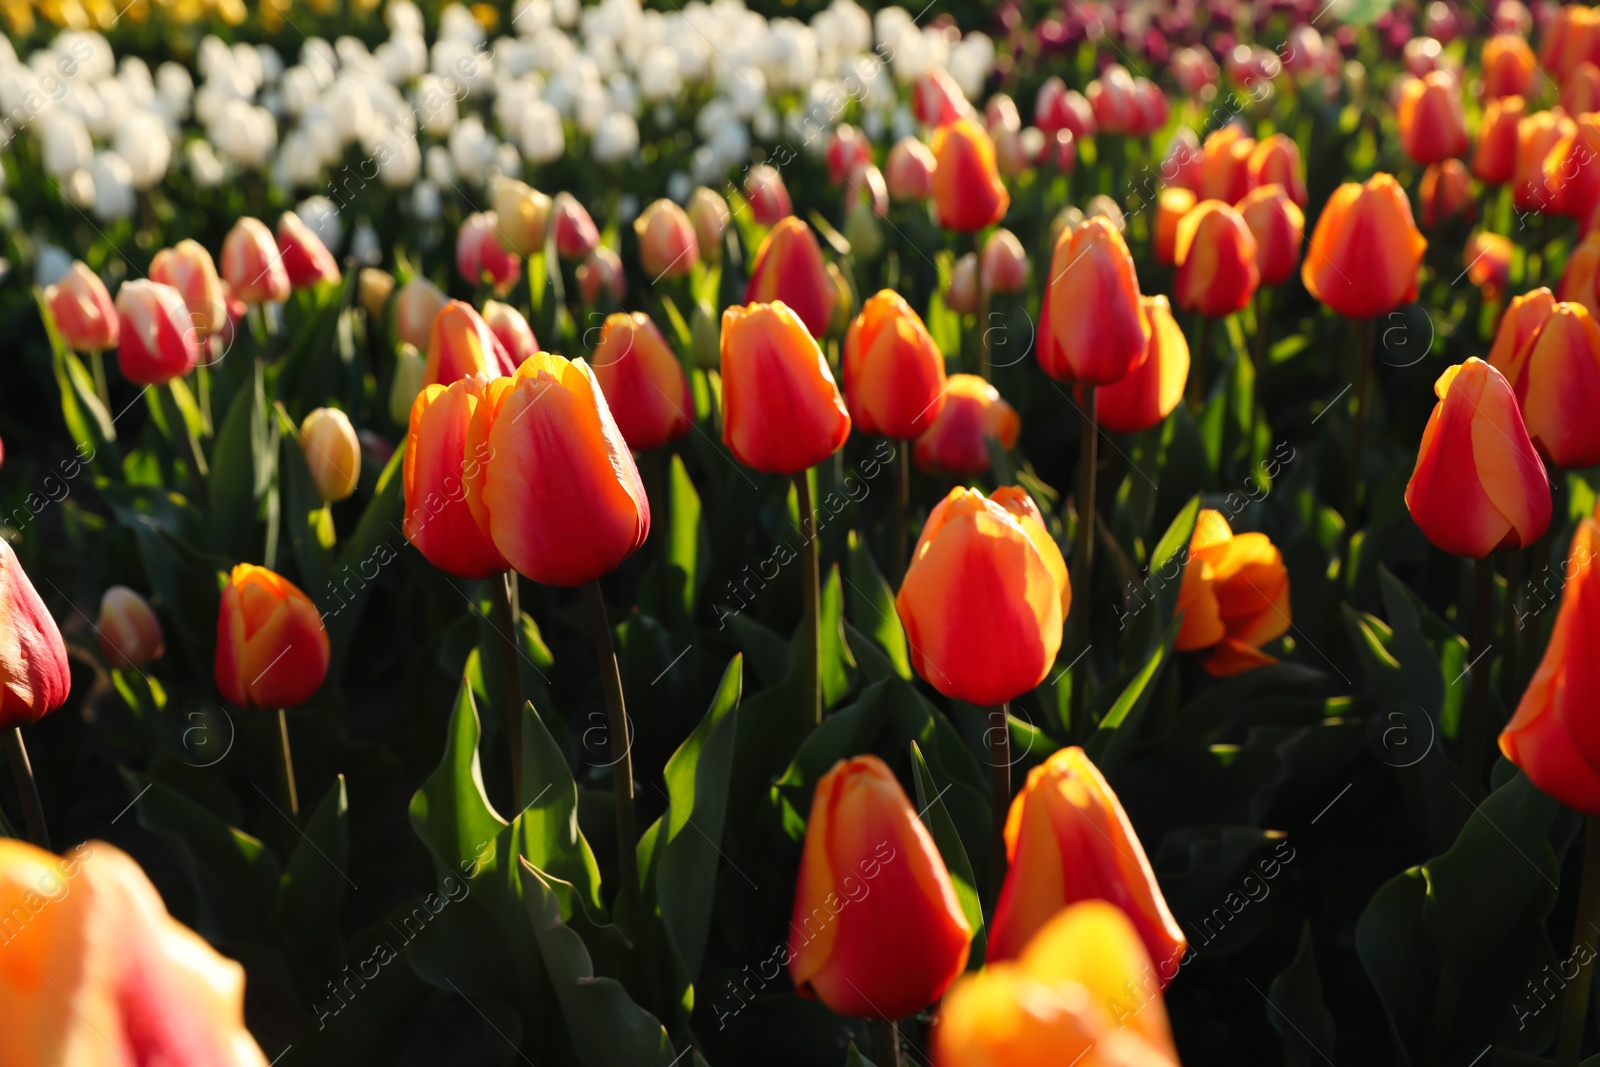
[988,702,1010,906]
[583,581,643,935]
[3,728,48,849]
[1071,386,1098,736]
[1458,555,1496,826]
[894,440,909,581]
[489,571,524,797]
[88,348,110,412]
[1557,815,1600,1067]
[275,709,299,819]
[796,471,823,727]
[1339,318,1375,589]
[1188,315,1211,408]
[163,380,209,485]
[869,1019,903,1067]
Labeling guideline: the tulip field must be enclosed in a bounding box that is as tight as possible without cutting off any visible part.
[14,0,1600,1063]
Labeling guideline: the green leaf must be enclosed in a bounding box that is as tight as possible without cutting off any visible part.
[845,1042,878,1067]
[1086,618,1179,772]
[35,288,118,475]
[822,563,855,708]
[409,663,509,876]
[1267,925,1336,1067]
[324,442,407,670]
[207,359,276,560]
[909,740,986,967]
[519,700,604,918]
[846,531,910,679]
[274,775,350,963]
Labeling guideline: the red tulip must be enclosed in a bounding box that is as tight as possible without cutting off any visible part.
[456,211,522,293]
[931,118,1010,233]
[214,564,330,709]
[423,300,515,387]
[1174,200,1260,317]
[0,538,70,730]
[745,217,837,339]
[404,373,510,579]
[277,211,341,289]
[481,300,539,364]
[46,260,118,352]
[551,193,600,260]
[1097,296,1189,434]
[913,374,1020,476]
[115,280,200,385]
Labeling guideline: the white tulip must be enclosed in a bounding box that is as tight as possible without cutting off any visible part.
[156,62,194,117]
[573,81,609,134]
[553,0,579,28]
[493,141,522,180]
[186,139,226,188]
[947,34,994,100]
[514,0,554,35]
[119,56,155,103]
[440,4,486,45]
[89,151,135,221]
[116,111,171,189]
[592,109,638,163]
[637,46,680,101]
[387,0,424,35]
[62,167,95,208]
[298,195,342,250]
[375,129,422,186]
[231,43,264,93]
[520,99,564,163]
[281,66,319,115]
[723,66,766,118]
[414,74,458,135]
[449,116,497,183]
[425,144,456,187]
[411,179,442,222]
[351,220,382,265]
[38,112,91,178]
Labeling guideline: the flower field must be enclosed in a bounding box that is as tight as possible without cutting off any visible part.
[6,0,1600,1063]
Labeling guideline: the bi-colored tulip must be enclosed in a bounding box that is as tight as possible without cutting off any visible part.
[1488,288,1600,467]
[394,276,447,352]
[913,374,1020,475]
[299,407,361,503]
[720,301,850,475]
[1302,174,1426,319]
[886,136,936,201]
[115,279,200,385]
[220,216,289,305]
[0,838,268,1066]
[1564,61,1600,116]
[745,217,837,340]
[149,240,226,337]
[930,118,1010,233]
[1561,232,1600,319]
[98,585,164,670]
[1515,109,1574,213]
[277,211,340,289]
[46,260,118,352]
[914,67,971,127]
[1039,217,1149,384]
[896,486,1069,705]
[551,192,600,260]
[404,374,509,579]
[1035,77,1095,140]
[1197,126,1256,204]
[1544,113,1600,221]
[591,311,694,452]
[465,353,650,587]
[842,291,948,441]
[990,746,1186,973]
[945,253,980,315]
[1405,358,1552,558]
[980,229,1029,294]
[688,187,730,263]
[1097,296,1189,435]
[744,163,792,226]
[491,176,551,257]
[788,755,972,1019]
[1087,65,1137,135]
[214,564,330,709]
[1466,232,1513,301]
[481,300,539,364]
[1398,72,1469,164]
[1174,509,1292,676]
[423,300,514,387]
[1473,95,1525,185]
[0,538,70,730]
[1236,184,1305,286]
[578,247,627,305]
[826,123,872,184]
[1419,159,1475,230]
[1154,187,1197,267]
[1247,133,1308,205]
[1174,200,1260,318]
[1483,32,1537,99]
[635,198,698,280]
[456,211,521,294]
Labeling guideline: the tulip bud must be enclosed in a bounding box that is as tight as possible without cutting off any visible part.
[424,301,514,388]
[395,277,447,351]
[1563,62,1600,117]
[464,353,650,586]
[744,163,793,226]
[1162,128,1202,192]
[842,291,947,441]
[945,253,980,315]
[551,192,600,260]
[1473,97,1524,186]
[931,118,1010,233]
[1465,232,1513,301]
[1039,217,1149,384]
[389,343,426,424]
[1560,232,1600,318]
[456,212,522,295]
[98,585,164,669]
[277,211,341,290]
[1197,127,1256,204]
[825,123,872,184]
[1154,188,1198,267]
[578,246,627,305]
[1405,358,1551,558]
[1483,34,1537,100]
[913,374,1020,476]
[0,538,71,729]
[915,67,971,127]
[1418,159,1474,230]
[1246,133,1307,205]
[845,163,889,219]
[1487,289,1600,467]
[990,746,1186,975]
[150,240,227,338]
[1050,128,1077,173]
[980,229,1029,295]
[1174,200,1260,318]
[985,93,1021,135]
[491,176,551,257]
[46,260,118,352]
[689,300,720,369]
[992,127,1031,178]
[1397,71,1469,165]
[788,755,972,1019]
[745,217,837,340]
[688,187,730,264]
[1540,4,1600,82]
[1514,109,1573,213]
[1302,174,1426,319]
[300,407,361,503]
[481,300,539,364]
[220,216,290,305]
[1088,65,1137,135]
[1036,77,1096,139]
[1174,44,1221,95]
[1173,509,1292,675]
[591,311,694,452]
[1544,113,1600,221]
[885,137,936,201]
[403,374,509,579]
[115,280,201,385]
[1097,296,1189,435]
[634,198,698,280]
[215,564,330,709]
[1236,184,1305,286]
[720,302,851,475]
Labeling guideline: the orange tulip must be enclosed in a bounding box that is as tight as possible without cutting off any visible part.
[0,838,268,1066]
[1543,112,1600,221]
[1500,503,1600,812]
[1174,509,1292,676]
[1560,231,1600,318]
[1405,358,1552,558]
[1097,297,1189,434]
[788,755,972,1019]
[149,239,227,337]
[989,747,1186,974]
[1302,174,1426,319]
[720,302,851,475]
[1173,200,1259,317]
[1236,184,1304,286]
[1563,61,1600,116]
[913,374,1020,475]
[1247,133,1308,205]
[0,538,70,730]
[404,374,509,579]
[886,136,936,201]
[1197,126,1256,204]
[1154,187,1197,266]
[46,260,118,352]
[634,198,698,280]
[1465,232,1514,301]
[745,217,837,340]
[1039,217,1150,384]
[1473,95,1525,184]
[590,311,695,452]
[423,300,515,387]
[842,291,948,441]
[1419,159,1475,229]
[461,353,650,587]
[930,117,1010,232]
[1540,4,1600,84]
[220,216,290,305]
[1514,109,1574,213]
[115,280,201,386]
[481,299,539,364]
[98,585,164,670]
[933,900,1180,1067]
[1487,288,1600,467]
[1483,33,1537,100]
[214,564,330,709]
[394,277,447,351]
[1398,72,1469,164]
[277,211,341,289]
[896,486,1069,705]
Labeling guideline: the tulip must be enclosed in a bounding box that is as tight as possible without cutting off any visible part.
[1097,296,1189,435]
[1561,232,1600,318]
[914,67,971,127]
[896,486,1069,706]
[986,94,1021,135]
[1162,129,1203,192]
[1236,184,1305,286]
[98,585,164,669]
[1567,63,1600,119]
[551,192,600,260]
[215,563,330,709]
[1487,289,1600,466]
[1173,44,1221,95]
[149,240,226,337]
[1050,128,1077,173]
[115,280,200,385]
[842,291,948,442]
[1087,65,1137,135]
[745,217,837,340]
[885,136,936,201]
[1405,358,1552,558]
[464,353,650,587]
[0,838,268,1065]
[492,176,551,257]
[1039,217,1149,384]
[395,277,447,351]
[1174,200,1260,318]
[635,198,698,280]
[1173,509,1293,675]
[1246,133,1308,206]
[299,407,361,503]
[1302,174,1426,319]
[220,216,290,304]
[788,755,972,1019]
[1484,33,1536,99]
[277,211,341,289]
[688,187,730,263]
[456,211,522,295]
[1035,78,1095,140]
[990,746,1186,973]
[1465,232,1514,301]
[914,374,1021,475]
[1131,77,1169,136]
[46,260,118,352]
[744,163,793,226]
[482,300,539,364]
[945,253,980,315]
[1473,96,1524,184]
[1197,126,1256,204]
[404,374,509,579]
[578,246,627,305]
[1154,188,1197,267]
[423,300,514,387]
[980,229,1029,294]
[846,163,890,220]
[0,537,70,731]
[826,124,873,184]
[591,311,694,452]
[1515,109,1574,213]
[719,302,850,474]
[1399,72,1469,164]
[1544,113,1600,221]
[1419,159,1475,230]
[1540,4,1600,83]
[933,900,1180,1067]
[930,118,1009,233]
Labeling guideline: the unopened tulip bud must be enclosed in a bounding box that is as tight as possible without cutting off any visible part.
[491,176,551,257]
[1039,218,1148,384]
[220,216,290,304]
[150,240,226,337]
[1236,184,1305,286]
[0,539,71,729]
[1302,174,1426,318]
[1098,296,1189,435]
[115,280,200,385]
[424,301,514,387]
[1398,71,1468,164]
[551,192,599,260]
[1198,127,1256,204]
[825,123,872,184]
[403,374,508,579]
[1488,289,1600,466]
[1247,134,1307,205]
[985,93,1021,134]
[300,407,361,503]
[913,374,1020,476]
[688,187,730,264]
[745,218,837,339]
[389,343,426,425]
[1515,109,1573,213]
[1419,159,1474,229]
[885,137,936,201]
[277,211,341,289]
[915,67,971,127]
[634,198,698,280]
[358,268,395,320]
[1561,232,1600,318]
[47,260,118,352]
[592,312,694,452]
[1484,33,1537,99]
[577,246,626,305]
[1465,232,1513,301]
[932,118,1009,232]
[481,300,539,364]
[720,302,851,475]
[843,291,947,440]
[945,253,979,315]
[1563,62,1600,117]
[744,163,792,226]
[395,277,447,352]
[1154,188,1197,267]
[215,564,330,709]
[457,212,521,294]
[1174,200,1260,317]
[98,585,164,669]
[1544,114,1600,222]
[846,163,889,218]
[981,229,1029,294]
